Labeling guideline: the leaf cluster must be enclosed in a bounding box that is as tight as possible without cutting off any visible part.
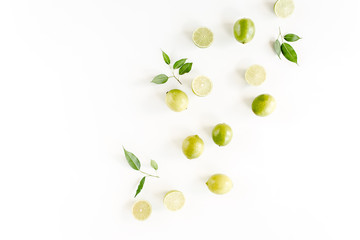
[152,50,193,85]
[123,147,159,198]
[274,29,301,64]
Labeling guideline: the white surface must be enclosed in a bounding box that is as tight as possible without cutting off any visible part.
[1,0,360,239]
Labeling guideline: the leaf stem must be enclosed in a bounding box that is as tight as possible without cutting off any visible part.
[278,27,284,43]
[139,170,160,178]
[169,66,182,84]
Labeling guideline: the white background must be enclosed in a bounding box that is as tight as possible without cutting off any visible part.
[1,0,360,239]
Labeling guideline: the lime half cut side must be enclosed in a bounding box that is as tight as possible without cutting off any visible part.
[163,190,185,211]
[274,0,295,18]
[192,75,213,97]
[132,200,152,221]
[192,27,214,48]
[245,65,266,86]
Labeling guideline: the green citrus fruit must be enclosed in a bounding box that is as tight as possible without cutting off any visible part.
[165,89,189,112]
[132,200,152,221]
[182,135,204,159]
[212,123,233,146]
[252,94,276,117]
[233,18,255,44]
[163,190,185,211]
[274,0,295,18]
[192,27,214,48]
[245,64,266,86]
[191,75,213,97]
[206,174,233,194]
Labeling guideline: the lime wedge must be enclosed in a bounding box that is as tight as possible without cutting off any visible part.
[274,0,295,18]
[245,65,266,86]
[191,75,213,97]
[163,190,185,211]
[132,200,152,220]
[192,27,214,48]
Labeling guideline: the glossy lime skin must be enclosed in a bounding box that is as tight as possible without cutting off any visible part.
[212,123,233,146]
[165,89,188,112]
[233,18,255,44]
[206,174,233,194]
[252,94,276,117]
[182,135,204,159]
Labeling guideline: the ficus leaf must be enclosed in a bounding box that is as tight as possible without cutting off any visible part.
[173,58,187,69]
[281,43,298,64]
[179,62,193,75]
[151,74,168,84]
[123,147,141,170]
[274,40,281,59]
[134,177,146,198]
[162,51,170,65]
[150,160,158,170]
[284,34,301,42]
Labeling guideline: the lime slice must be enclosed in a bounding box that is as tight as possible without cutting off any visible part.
[132,200,152,220]
[163,190,185,211]
[191,75,213,97]
[192,27,214,48]
[245,65,266,86]
[274,0,295,18]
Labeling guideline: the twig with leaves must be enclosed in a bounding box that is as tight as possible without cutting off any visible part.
[274,28,301,64]
[151,50,193,85]
[123,147,159,198]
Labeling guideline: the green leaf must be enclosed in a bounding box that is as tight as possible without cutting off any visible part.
[123,147,141,170]
[281,43,298,64]
[151,74,168,84]
[274,40,281,59]
[150,160,158,170]
[173,58,187,69]
[134,176,146,198]
[162,50,170,65]
[178,62,192,75]
[284,34,301,42]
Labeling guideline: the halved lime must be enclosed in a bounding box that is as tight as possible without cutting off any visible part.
[163,190,185,211]
[245,65,266,86]
[274,0,295,18]
[132,200,152,221]
[192,27,214,48]
[191,75,213,97]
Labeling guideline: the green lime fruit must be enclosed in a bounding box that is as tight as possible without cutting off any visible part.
[192,75,213,97]
[163,190,185,211]
[165,89,189,112]
[274,0,295,18]
[192,27,214,48]
[182,135,204,159]
[212,123,233,147]
[233,18,255,44]
[245,65,266,86]
[206,174,233,195]
[132,200,152,221]
[252,94,276,117]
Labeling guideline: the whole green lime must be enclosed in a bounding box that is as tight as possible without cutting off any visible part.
[206,174,233,194]
[252,94,276,117]
[165,89,188,112]
[212,123,233,146]
[233,18,255,44]
[182,135,204,159]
